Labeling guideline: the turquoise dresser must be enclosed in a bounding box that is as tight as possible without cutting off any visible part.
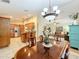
[69,25,79,49]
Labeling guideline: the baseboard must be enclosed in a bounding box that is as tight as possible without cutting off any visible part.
[70,46,78,50]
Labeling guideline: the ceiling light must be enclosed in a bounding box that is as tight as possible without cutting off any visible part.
[41,12,45,16]
[43,8,48,12]
[41,0,60,21]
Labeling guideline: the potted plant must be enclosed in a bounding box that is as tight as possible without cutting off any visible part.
[69,12,79,25]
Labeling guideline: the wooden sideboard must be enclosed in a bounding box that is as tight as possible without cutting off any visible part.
[10,24,24,38]
[0,17,10,48]
[69,25,79,49]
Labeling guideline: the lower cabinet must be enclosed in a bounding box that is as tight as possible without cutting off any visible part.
[69,25,79,49]
[21,32,36,43]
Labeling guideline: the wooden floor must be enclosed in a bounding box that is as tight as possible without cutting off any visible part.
[0,37,79,59]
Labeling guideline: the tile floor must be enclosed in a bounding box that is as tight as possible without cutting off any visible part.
[0,37,79,59]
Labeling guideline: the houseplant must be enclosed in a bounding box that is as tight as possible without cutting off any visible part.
[69,12,79,25]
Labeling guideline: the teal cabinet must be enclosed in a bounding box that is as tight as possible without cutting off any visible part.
[69,25,79,49]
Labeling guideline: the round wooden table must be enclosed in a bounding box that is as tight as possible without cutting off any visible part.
[14,41,69,59]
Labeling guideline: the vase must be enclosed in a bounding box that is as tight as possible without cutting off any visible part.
[44,37,49,44]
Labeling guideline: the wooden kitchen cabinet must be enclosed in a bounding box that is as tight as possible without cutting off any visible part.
[0,17,10,48]
[21,32,36,43]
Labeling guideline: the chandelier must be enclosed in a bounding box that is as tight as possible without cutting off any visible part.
[41,0,60,21]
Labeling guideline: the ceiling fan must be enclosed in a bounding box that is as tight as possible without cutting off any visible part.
[1,0,10,3]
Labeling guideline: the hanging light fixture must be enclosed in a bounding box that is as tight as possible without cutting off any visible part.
[41,0,60,21]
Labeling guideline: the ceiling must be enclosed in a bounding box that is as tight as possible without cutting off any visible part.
[0,0,79,19]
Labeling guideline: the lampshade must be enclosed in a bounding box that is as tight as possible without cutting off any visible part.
[53,6,58,11]
[41,12,45,16]
[43,8,48,12]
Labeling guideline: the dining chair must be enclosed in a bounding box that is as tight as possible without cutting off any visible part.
[28,32,36,47]
[39,35,44,42]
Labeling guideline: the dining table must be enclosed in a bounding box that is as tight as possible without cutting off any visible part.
[14,40,69,59]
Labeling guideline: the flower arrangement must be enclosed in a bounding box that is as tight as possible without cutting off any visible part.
[43,26,51,44]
